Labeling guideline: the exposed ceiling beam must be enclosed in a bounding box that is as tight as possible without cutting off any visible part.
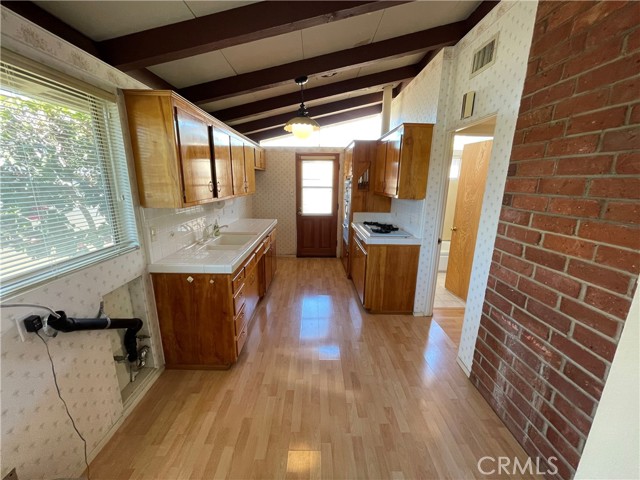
[212,66,418,122]
[1,0,177,91]
[180,21,467,104]
[234,92,383,134]
[466,0,500,30]
[99,1,410,71]
[248,104,383,143]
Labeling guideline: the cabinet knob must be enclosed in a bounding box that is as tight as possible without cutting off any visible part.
[186,276,194,283]
[209,279,215,284]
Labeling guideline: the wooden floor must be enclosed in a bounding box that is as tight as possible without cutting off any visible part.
[91,258,536,479]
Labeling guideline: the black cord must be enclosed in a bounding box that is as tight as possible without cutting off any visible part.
[37,331,91,480]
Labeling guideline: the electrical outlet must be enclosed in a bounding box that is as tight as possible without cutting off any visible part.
[14,313,35,342]
[150,227,157,242]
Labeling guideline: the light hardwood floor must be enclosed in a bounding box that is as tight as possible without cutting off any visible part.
[91,258,536,479]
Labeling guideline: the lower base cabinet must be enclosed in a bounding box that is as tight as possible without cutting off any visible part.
[153,227,276,369]
[350,231,420,313]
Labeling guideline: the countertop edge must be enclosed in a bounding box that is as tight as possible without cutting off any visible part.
[351,222,422,246]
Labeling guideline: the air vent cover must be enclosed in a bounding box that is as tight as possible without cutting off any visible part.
[471,35,498,76]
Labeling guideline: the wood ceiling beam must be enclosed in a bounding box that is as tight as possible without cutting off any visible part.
[247,104,383,142]
[180,21,467,104]
[465,0,500,30]
[234,92,383,134]
[212,66,418,122]
[98,1,409,71]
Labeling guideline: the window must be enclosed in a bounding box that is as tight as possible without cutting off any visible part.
[471,35,498,76]
[300,159,335,215]
[0,60,139,297]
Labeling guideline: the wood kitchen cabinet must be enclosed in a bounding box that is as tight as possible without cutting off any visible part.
[254,147,266,170]
[123,90,263,208]
[374,123,434,200]
[243,143,256,195]
[350,230,420,313]
[153,227,277,369]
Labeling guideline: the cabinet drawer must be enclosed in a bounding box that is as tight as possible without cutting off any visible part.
[254,242,265,261]
[234,304,247,336]
[233,284,246,316]
[236,321,248,357]
[244,252,257,273]
[232,267,244,294]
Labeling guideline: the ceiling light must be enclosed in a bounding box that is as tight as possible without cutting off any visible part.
[284,76,320,139]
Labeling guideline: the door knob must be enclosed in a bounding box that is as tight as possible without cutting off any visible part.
[451,227,458,232]
[297,209,302,215]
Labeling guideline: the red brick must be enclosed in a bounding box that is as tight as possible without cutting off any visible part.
[567,106,627,134]
[501,254,535,277]
[595,245,640,274]
[556,155,613,175]
[630,103,640,124]
[512,307,551,339]
[525,122,566,143]
[535,267,582,297]
[560,298,620,338]
[590,178,640,199]
[584,286,633,320]
[615,152,640,173]
[546,0,593,31]
[627,26,640,53]
[602,126,640,152]
[563,36,625,79]
[531,21,574,58]
[506,225,542,245]
[496,222,507,236]
[512,194,549,212]
[496,280,527,308]
[527,298,572,334]
[550,333,607,379]
[530,80,576,109]
[516,105,554,129]
[568,259,631,294]
[519,277,559,307]
[536,0,564,19]
[495,237,524,256]
[546,427,581,469]
[490,262,519,287]
[485,288,515,315]
[521,331,562,368]
[490,308,521,337]
[505,335,544,372]
[543,234,596,259]
[554,394,593,436]
[531,214,577,234]
[576,53,640,93]
[605,200,640,226]
[610,77,640,105]
[583,2,640,50]
[539,401,584,449]
[554,88,609,119]
[572,324,618,362]
[547,134,599,157]
[516,159,556,176]
[538,177,587,196]
[563,362,605,400]
[525,246,567,271]
[548,198,602,218]
[579,220,640,249]
[500,207,531,226]
[511,143,547,162]
[505,178,539,193]
[544,364,597,414]
[483,314,508,344]
[527,429,575,480]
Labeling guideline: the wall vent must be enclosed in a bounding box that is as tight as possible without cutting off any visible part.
[471,35,498,76]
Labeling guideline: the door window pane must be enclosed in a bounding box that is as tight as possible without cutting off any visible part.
[301,160,333,215]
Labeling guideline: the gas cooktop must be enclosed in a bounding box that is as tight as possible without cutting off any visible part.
[362,222,411,237]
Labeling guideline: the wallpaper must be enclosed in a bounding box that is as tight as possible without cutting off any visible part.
[253,147,343,256]
[387,1,538,375]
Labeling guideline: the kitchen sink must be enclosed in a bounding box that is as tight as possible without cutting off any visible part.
[200,233,254,250]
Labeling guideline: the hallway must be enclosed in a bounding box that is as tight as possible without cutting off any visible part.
[91,258,535,479]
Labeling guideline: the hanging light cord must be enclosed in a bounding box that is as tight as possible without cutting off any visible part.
[37,331,91,480]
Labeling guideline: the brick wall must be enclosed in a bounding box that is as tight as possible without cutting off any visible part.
[470,1,640,478]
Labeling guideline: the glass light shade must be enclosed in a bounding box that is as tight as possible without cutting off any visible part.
[284,115,320,139]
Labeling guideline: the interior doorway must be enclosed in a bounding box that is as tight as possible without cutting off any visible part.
[433,117,496,312]
[296,153,339,257]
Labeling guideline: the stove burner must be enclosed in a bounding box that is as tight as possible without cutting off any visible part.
[363,221,399,234]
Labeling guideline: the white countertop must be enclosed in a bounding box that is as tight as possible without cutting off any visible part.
[149,218,277,274]
[352,222,421,246]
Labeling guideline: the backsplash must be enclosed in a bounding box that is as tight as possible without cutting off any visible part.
[352,197,423,238]
[141,196,253,263]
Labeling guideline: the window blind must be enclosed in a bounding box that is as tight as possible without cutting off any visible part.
[0,61,139,297]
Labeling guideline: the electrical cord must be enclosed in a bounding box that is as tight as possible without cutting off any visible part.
[36,331,91,480]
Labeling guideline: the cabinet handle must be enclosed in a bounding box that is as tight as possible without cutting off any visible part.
[217,181,222,194]
[208,181,213,192]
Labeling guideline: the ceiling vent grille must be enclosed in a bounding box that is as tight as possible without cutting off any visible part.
[471,35,498,76]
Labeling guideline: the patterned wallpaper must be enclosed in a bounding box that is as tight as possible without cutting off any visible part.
[254,147,343,256]
[387,1,538,375]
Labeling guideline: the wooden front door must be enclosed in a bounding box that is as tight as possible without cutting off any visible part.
[296,154,339,257]
[445,140,493,301]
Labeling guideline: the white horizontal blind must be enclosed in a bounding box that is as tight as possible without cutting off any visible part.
[0,61,139,297]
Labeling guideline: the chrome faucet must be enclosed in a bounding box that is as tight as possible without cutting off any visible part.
[213,220,228,237]
[202,223,215,241]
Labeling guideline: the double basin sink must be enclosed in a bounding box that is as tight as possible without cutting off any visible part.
[195,233,255,251]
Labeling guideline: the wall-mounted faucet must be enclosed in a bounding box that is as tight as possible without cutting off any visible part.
[213,220,228,237]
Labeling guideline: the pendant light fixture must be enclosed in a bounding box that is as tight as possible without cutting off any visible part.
[284,76,320,139]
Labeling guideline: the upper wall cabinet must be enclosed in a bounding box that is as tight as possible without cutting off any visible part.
[123,90,262,208]
[374,123,434,200]
[254,149,266,170]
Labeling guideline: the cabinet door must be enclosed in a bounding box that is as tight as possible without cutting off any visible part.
[384,135,401,197]
[243,144,256,194]
[254,148,266,170]
[374,141,387,195]
[174,106,214,204]
[230,136,246,195]
[211,127,233,199]
[264,242,273,293]
[270,231,277,277]
[351,235,367,305]
[341,238,349,275]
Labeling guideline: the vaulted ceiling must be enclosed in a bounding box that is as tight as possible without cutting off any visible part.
[3,1,498,142]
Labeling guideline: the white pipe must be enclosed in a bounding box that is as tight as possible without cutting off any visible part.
[381,85,393,135]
